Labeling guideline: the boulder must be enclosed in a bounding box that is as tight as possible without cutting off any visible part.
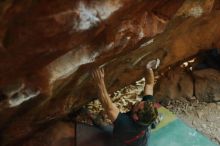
[194,69,220,102]
[154,67,194,101]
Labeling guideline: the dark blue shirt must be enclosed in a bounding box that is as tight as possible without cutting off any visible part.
[113,112,150,146]
[112,95,154,146]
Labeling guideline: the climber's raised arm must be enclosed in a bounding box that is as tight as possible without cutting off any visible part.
[92,67,119,122]
[143,68,154,96]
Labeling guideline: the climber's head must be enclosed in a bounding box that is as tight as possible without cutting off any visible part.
[131,100,158,126]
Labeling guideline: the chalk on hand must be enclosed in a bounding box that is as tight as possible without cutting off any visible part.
[146,59,160,69]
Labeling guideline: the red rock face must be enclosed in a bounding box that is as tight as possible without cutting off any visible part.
[0,0,183,86]
[1,0,220,145]
[0,0,185,107]
[214,0,220,10]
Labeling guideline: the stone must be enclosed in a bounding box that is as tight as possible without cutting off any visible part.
[154,67,194,101]
[206,115,216,122]
[187,96,197,102]
[193,69,220,102]
[207,103,217,108]
[201,124,207,129]
[213,96,220,102]
[192,120,197,126]
[196,111,204,119]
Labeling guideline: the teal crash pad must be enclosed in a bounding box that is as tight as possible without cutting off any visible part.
[149,119,219,146]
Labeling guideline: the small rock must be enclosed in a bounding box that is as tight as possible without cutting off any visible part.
[197,127,202,132]
[187,96,197,102]
[166,105,173,109]
[206,115,216,122]
[217,128,220,134]
[213,96,220,102]
[216,135,220,144]
[196,111,204,119]
[201,124,207,129]
[207,103,216,108]
[192,120,197,126]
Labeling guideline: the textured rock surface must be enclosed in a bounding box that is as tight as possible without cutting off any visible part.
[154,48,220,102]
[154,67,194,101]
[0,0,220,145]
[194,69,220,102]
[154,67,220,102]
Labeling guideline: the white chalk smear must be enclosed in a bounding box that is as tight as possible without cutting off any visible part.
[73,1,122,31]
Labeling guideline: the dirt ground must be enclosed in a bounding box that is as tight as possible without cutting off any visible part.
[78,78,220,145]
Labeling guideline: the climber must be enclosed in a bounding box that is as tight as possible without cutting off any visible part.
[91,59,161,146]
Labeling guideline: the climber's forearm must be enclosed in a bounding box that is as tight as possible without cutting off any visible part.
[144,84,154,96]
[144,68,154,96]
[92,67,119,122]
[97,83,113,110]
[97,81,119,122]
